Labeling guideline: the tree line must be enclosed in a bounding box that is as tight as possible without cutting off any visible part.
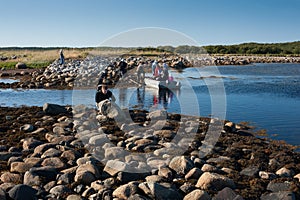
[158,41,300,55]
[1,41,299,55]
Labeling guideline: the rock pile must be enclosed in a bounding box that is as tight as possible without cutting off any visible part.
[0,105,299,199]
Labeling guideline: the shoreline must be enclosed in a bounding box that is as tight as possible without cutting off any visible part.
[1,55,300,90]
[0,105,299,199]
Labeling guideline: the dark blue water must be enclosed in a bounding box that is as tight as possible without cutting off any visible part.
[1,63,300,145]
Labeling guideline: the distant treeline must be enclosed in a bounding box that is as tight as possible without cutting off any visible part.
[1,41,300,55]
[158,41,300,55]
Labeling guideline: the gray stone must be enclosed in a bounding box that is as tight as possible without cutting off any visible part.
[240,166,259,177]
[260,191,295,200]
[0,188,6,200]
[196,172,235,191]
[43,103,68,115]
[0,152,21,161]
[23,166,57,186]
[183,189,211,200]
[147,182,183,200]
[267,181,291,192]
[41,157,66,169]
[8,184,37,200]
[104,146,126,160]
[158,167,173,180]
[117,171,150,183]
[20,124,35,132]
[185,167,203,180]
[169,156,194,175]
[104,160,130,176]
[112,182,139,199]
[49,185,73,198]
[213,187,244,200]
[41,148,62,158]
[75,163,100,185]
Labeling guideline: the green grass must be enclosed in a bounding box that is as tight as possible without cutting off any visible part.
[0,61,53,69]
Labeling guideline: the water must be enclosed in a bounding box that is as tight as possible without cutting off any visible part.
[0,63,299,145]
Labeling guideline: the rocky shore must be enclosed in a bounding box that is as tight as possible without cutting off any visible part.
[1,55,300,90]
[0,105,299,199]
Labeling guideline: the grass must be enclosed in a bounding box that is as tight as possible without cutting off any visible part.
[0,49,89,69]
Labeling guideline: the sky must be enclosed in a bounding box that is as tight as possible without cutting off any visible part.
[0,0,299,47]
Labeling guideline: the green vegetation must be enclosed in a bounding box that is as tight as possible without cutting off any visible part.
[0,41,299,69]
[157,41,300,55]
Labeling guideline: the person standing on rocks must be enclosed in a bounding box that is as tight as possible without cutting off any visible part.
[59,49,65,65]
[151,60,158,75]
[118,59,127,78]
[136,62,145,84]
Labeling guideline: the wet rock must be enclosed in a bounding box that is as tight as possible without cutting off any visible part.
[0,188,6,200]
[266,181,291,192]
[75,163,100,185]
[169,156,194,175]
[22,138,43,150]
[213,187,244,200]
[179,182,195,194]
[20,124,34,132]
[112,181,139,199]
[196,172,235,190]
[117,171,150,183]
[185,167,203,180]
[23,166,57,186]
[260,191,295,200]
[43,103,68,115]
[8,184,37,200]
[183,189,211,200]
[0,152,20,161]
[49,185,73,198]
[240,166,259,177]
[146,182,183,200]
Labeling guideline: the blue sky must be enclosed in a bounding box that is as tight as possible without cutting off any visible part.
[0,0,299,47]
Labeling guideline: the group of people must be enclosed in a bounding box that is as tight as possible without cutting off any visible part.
[152,60,170,81]
[95,58,173,113]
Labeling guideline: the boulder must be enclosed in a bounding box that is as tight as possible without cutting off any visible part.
[146,182,183,200]
[15,62,27,69]
[169,156,194,175]
[196,172,235,191]
[8,184,37,200]
[183,189,211,200]
[112,182,139,199]
[214,187,244,200]
[43,103,68,115]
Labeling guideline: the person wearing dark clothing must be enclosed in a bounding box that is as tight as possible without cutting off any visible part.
[119,59,127,78]
[59,49,64,65]
[95,85,115,104]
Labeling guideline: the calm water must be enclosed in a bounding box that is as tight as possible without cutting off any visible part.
[1,63,300,145]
